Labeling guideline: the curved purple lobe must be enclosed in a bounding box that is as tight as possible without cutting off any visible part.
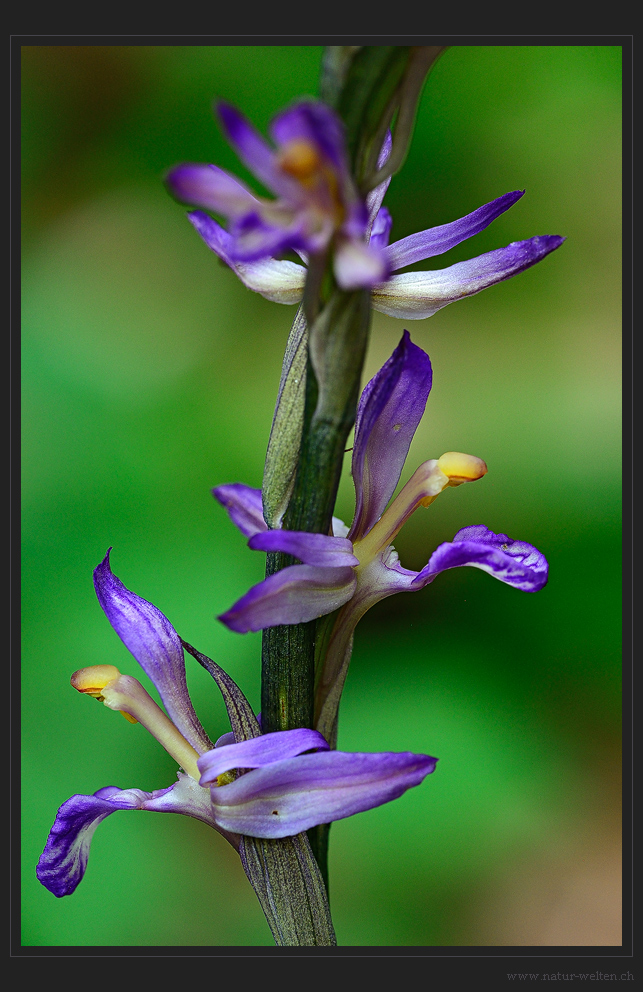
[36,777,224,897]
[213,483,267,538]
[218,564,356,633]
[350,331,432,541]
[249,529,359,567]
[198,728,329,783]
[165,163,260,217]
[270,100,347,172]
[412,524,548,592]
[209,750,438,838]
[384,190,525,271]
[93,551,212,754]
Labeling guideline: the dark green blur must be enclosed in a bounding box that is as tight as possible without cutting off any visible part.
[21,45,622,946]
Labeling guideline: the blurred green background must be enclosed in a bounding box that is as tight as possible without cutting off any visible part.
[21,45,622,947]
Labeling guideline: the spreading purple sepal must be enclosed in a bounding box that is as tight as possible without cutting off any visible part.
[248,529,359,567]
[93,551,212,753]
[372,235,566,320]
[350,330,432,541]
[384,190,525,270]
[218,564,357,633]
[36,774,231,898]
[217,101,299,200]
[166,162,260,217]
[188,211,306,303]
[207,750,437,839]
[412,524,549,592]
[212,483,267,538]
[198,728,329,783]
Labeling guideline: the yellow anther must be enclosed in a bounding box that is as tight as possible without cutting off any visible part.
[278,140,322,181]
[71,666,201,776]
[71,664,138,723]
[71,665,122,699]
[437,452,488,486]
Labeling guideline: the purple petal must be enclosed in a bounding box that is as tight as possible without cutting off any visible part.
[248,529,359,567]
[36,775,227,897]
[209,750,437,838]
[217,101,297,200]
[218,565,357,633]
[372,236,566,320]
[215,731,236,748]
[350,331,432,541]
[412,524,549,592]
[199,728,329,783]
[227,210,313,263]
[365,131,393,236]
[166,163,260,218]
[333,237,390,290]
[213,483,267,538]
[93,551,212,754]
[384,190,525,270]
[270,100,347,173]
[369,207,393,250]
[188,211,305,304]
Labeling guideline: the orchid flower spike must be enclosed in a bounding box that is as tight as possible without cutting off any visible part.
[37,551,437,898]
[214,332,548,741]
[168,106,564,317]
[167,99,389,290]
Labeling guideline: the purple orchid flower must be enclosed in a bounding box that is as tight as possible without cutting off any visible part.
[213,331,548,742]
[37,551,437,897]
[166,100,389,290]
[168,107,564,317]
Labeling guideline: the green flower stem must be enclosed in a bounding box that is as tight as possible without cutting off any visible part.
[261,289,371,737]
[258,45,438,934]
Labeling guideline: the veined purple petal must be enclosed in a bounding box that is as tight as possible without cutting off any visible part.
[217,101,298,200]
[36,775,229,897]
[213,483,267,538]
[209,750,437,838]
[384,190,525,271]
[372,236,565,320]
[412,524,549,592]
[166,163,260,218]
[218,565,357,633]
[188,212,305,304]
[93,552,212,754]
[270,100,347,173]
[350,331,433,541]
[248,529,359,567]
[199,728,329,784]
